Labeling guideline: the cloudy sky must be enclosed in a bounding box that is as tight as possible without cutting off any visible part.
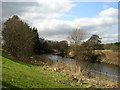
[2,0,119,43]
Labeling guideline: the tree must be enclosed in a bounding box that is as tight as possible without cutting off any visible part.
[68,30,102,62]
[68,28,86,46]
[104,42,120,51]
[86,34,102,50]
[68,28,86,56]
[58,40,68,53]
[39,38,48,54]
[77,42,102,62]
[32,28,52,54]
[81,35,103,62]
[2,15,34,59]
[32,27,41,54]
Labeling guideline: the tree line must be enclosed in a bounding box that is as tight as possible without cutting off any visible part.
[2,15,119,62]
[104,42,120,51]
[2,15,69,59]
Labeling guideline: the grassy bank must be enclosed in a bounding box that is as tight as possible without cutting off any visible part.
[2,56,72,88]
[1,55,119,88]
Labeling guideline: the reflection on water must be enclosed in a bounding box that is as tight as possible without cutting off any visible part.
[47,55,120,81]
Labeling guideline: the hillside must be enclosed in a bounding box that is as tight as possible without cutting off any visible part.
[1,55,119,88]
[1,56,71,88]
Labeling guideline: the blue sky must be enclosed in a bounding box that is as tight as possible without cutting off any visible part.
[58,2,118,20]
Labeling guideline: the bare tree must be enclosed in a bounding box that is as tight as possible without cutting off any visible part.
[68,28,86,57]
[68,28,86,46]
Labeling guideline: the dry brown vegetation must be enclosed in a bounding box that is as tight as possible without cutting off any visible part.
[43,59,119,88]
[44,60,88,84]
[95,50,119,66]
[90,73,119,88]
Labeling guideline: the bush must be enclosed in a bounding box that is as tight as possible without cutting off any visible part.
[75,43,103,62]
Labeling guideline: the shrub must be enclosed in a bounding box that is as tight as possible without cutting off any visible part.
[75,42,103,62]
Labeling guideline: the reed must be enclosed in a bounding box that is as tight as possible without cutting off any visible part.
[95,50,119,66]
[44,59,119,88]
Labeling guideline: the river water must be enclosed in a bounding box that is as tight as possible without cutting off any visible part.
[47,55,120,81]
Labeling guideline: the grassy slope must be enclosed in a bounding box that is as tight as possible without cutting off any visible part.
[1,56,72,88]
[2,55,119,88]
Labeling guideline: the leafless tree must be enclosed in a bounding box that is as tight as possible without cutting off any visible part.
[68,28,86,57]
[68,28,86,46]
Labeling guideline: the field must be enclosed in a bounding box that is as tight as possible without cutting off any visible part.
[95,50,119,67]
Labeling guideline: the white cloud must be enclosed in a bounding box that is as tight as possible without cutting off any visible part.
[2,1,118,43]
[32,7,118,43]
[102,38,118,43]
[45,34,68,41]
[103,4,109,9]
[21,0,76,21]
[102,34,118,38]
[36,0,76,12]
[101,34,118,43]
[98,8,117,17]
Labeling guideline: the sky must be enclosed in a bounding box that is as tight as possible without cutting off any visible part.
[1,0,119,44]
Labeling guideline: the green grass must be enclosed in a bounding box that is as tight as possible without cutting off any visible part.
[2,55,118,88]
[1,56,72,88]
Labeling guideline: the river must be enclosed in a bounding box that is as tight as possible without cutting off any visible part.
[47,55,120,81]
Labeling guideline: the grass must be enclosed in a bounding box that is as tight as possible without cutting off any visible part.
[1,56,72,88]
[1,54,119,88]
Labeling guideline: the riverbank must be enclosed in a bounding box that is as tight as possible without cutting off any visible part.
[95,50,119,67]
[44,57,119,88]
[1,54,119,88]
[66,50,119,67]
